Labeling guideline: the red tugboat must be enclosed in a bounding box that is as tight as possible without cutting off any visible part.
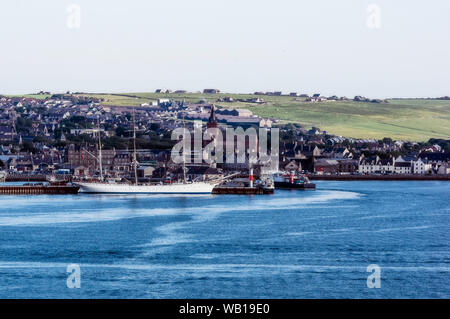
[273,171,316,190]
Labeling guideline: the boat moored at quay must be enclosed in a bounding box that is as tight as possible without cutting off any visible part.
[74,109,220,194]
[212,169,275,195]
[273,172,316,190]
[75,181,217,194]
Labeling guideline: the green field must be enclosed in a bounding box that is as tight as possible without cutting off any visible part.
[86,93,450,141]
[10,94,52,100]
[12,92,450,141]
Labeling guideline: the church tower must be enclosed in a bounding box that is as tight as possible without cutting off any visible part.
[207,104,218,128]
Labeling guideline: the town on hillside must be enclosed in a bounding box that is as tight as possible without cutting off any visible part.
[0,91,449,182]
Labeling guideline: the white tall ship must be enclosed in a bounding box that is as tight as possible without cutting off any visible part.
[76,181,216,194]
[75,109,218,194]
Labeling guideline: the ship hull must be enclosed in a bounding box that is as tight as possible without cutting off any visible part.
[75,182,216,194]
[274,181,316,190]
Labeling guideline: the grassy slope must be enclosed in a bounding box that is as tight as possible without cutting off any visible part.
[11,92,450,141]
[9,94,52,100]
[93,93,450,141]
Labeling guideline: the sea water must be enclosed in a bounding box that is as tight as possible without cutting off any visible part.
[0,181,448,298]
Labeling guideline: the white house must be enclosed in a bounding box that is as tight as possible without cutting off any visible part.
[396,156,431,174]
[411,158,432,174]
[379,158,395,173]
[358,156,379,174]
[359,156,395,174]
[394,162,412,174]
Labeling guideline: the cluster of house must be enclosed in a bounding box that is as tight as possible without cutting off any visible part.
[216,96,265,104]
[0,94,274,144]
[0,94,449,179]
[251,91,389,103]
[183,104,273,129]
[279,139,450,175]
[0,145,223,182]
[0,94,273,181]
[358,154,450,175]
[1,138,449,180]
[154,89,221,94]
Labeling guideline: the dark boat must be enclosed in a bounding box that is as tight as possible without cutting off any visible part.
[212,172,275,195]
[273,172,316,190]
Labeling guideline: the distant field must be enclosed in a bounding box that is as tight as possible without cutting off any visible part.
[11,92,450,141]
[87,92,449,141]
[9,94,52,100]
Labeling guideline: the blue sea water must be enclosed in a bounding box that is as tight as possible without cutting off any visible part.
[0,181,448,298]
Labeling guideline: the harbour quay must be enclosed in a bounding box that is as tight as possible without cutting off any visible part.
[0,184,79,195]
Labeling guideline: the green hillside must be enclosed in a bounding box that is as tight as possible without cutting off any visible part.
[13,92,450,141]
[85,93,450,141]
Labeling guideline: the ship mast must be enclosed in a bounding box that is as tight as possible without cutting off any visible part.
[132,107,138,185]
[182,115,187,183]
[97,116,103,181]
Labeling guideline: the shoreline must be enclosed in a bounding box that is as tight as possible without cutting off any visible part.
[306,174,450,181]
[4,174,450,183]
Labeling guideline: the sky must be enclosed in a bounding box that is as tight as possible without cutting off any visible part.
[0,0,449,98]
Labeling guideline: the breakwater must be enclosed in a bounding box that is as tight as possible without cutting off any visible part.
[0,185,79,195]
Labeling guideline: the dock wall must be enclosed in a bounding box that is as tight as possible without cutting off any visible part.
[0,186,79,195]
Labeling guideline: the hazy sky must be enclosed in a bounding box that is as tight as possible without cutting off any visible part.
[0,0,449,97]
